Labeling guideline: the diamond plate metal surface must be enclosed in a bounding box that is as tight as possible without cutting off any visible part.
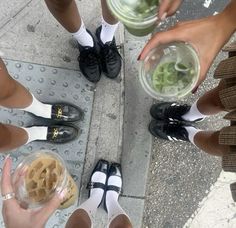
[0,59,94,227]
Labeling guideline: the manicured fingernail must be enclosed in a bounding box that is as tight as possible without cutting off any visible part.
[161,12,167,21]
[192,86,199,94]
[59,189,67,200]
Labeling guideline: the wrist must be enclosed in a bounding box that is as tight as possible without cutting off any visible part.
[220,0,236,34]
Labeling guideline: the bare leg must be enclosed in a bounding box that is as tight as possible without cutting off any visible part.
[65,209,91,228]
[109,214,132,228]
[0,58,31,151]
[44,0,81,32]
[100,0,118,24]
[0,58,32,108]
[194,131,230,156]
[197,82,225,115]
[0,124,28,152]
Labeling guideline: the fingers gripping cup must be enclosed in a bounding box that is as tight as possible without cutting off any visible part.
[13,150,78,209]
[106,0,159,36]
[139,42,200,100]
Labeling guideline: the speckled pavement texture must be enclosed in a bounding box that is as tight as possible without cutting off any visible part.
[143,1,236,228]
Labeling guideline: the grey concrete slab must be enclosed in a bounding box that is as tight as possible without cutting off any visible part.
[122,40,153,198]
[0,59,94,228]
[0,0,103,70]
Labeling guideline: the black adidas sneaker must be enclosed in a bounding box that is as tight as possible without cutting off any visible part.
[150,102,204,123]
[149,120,190,142]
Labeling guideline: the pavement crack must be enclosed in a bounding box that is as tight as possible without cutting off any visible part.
[0,0,35,31]
[121,194,145,200]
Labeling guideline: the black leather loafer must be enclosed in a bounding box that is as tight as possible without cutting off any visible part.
[46,125,79,143]
[51,103,84,122]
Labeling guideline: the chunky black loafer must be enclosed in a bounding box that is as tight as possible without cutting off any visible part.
[95,26,122,79]
[46,125,79,143]
[87,159,109,208]
[51,103,84,122]
[78,30,102,83]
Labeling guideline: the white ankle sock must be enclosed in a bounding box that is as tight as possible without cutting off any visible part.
[184,126,201,145]
[20,94,52,119]
[182,100,207,122]
[100,17,119,44]
[106,176,128,224]
[23,126,48,144]
[72,20,94,47]
[78,172,106,221]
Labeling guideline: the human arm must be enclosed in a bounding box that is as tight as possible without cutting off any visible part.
[140,0,236,88]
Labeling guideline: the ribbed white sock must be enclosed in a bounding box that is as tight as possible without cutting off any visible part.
[72,20,94,47]
[23,126,48,144]
[78,172,106,221]
[184,126,201,145]
[106,176,128,224]
[20,94,52,119]
[100,17,119,44]
[182,100,207,122]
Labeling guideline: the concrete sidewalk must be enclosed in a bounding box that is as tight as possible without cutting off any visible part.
[2,1,235,228]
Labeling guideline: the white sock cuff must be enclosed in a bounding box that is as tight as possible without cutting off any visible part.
[21,93,52,119]
[101,16,119,27]
[71,20,86,37]
[22,126,48,144]
[181,99,208,122]
[184,126,201,146]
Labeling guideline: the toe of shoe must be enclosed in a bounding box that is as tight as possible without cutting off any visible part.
[150,102,172,120]
[94,159,109,174]
[148,120,167,139]
[67,105,84,122]
[109,163,122,177]
[52,104,84,122]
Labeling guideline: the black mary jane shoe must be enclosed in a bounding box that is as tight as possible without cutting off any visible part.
[50,103,84,122]
[104,162,123,212]
[46,124,79,143]
[87,159,109,207]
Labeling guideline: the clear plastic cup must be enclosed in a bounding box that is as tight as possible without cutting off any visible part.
[139,42,200,100]
[106,0,159,36]
[13,150,78,209]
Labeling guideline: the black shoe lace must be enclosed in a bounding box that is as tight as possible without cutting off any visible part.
[102,42,121,65]
[163,122,188,141]
[164,104,189,120]
[80,48,99,67]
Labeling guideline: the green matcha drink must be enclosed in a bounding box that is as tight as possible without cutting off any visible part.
[106,0,159,36]
[139,42,200,100]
